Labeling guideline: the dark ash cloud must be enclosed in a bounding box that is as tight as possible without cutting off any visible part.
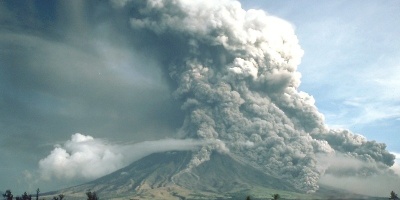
[110,0,396,193]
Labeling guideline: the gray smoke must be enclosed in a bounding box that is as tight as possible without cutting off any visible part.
[112,0,395,193]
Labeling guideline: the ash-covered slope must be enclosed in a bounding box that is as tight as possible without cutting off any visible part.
[49,150,381,200]
[53,151,296,199]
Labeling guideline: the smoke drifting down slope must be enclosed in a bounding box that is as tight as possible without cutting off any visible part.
[107,0,397,193]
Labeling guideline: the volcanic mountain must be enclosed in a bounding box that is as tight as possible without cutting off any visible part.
[46,151,378,200]
[39,0,397,198]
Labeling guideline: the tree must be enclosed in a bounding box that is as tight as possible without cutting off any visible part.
[272,193,280,200]
[390,191,399,200]
[52,194,64,200]
[2,190,13,200]
[36,188,40,200]
[86,190,98,200]
[21,192,32,200]
[245,195,251,200]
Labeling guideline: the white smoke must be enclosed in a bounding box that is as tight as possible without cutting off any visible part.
[39,133,205,180]
[111,0,396,193]
[39,133,124,180]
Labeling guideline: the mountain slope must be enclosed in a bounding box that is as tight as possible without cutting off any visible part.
[50,151,300,199]
[47,151,380,200]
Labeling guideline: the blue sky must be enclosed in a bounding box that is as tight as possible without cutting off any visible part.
[242,0,400,153]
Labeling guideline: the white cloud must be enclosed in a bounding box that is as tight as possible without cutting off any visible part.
[39,133,205,181]
[390,152,400,176]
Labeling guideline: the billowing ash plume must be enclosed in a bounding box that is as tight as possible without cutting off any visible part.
[112,0,395,192]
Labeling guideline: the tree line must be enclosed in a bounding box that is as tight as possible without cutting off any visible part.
[3,189,399,199]
[2,189,98,200]
[245,190,400,200]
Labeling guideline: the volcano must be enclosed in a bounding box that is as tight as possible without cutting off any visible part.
[46,151,379,200]
[36,0,397,198]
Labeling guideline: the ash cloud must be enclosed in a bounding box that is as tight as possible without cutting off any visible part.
[319,173,400,197]
[39,133,205,180]
[112,0,396,192]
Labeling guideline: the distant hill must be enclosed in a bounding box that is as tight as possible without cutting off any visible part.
[45,151,383,200]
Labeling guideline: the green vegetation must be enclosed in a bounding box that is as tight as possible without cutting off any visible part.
[51,194,64,200]
[2,187,398,199]
[2,190,13,200]
[15,192,31,200]
[390,191,399,200]
[271,193,280,200]
[2,189,99,200]
[36,189,39,200]
[85,190,98,200]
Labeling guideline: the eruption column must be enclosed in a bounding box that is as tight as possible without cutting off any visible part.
[114,0,395,193]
